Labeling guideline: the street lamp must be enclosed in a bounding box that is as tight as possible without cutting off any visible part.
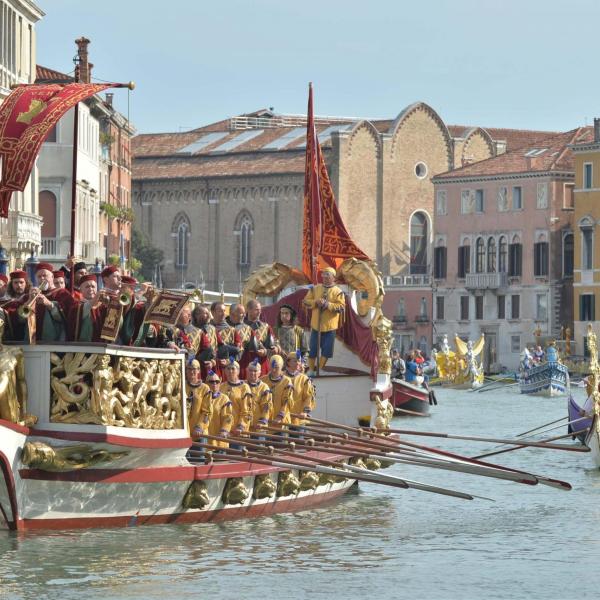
[90,259,103,289]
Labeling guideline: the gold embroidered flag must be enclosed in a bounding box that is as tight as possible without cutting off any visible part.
[143,291,190,326]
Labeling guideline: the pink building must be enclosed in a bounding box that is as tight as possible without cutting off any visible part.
[431,128,591,371]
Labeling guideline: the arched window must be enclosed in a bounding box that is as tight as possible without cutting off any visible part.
[39,190,57,255]
[498,236,507,273]
[487,237,497,273]
[476,237,485,273]
[235,211,254,274]
[409,212,428,275]
[563,233,574,277]
[172,212,191,268]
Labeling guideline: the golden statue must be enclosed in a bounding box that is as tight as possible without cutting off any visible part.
[277,470,301,497]
[182,481,210,509]
[253,474,276,499]
[298,470,320,491]
[222,477,249,505]
[0,341,32,425]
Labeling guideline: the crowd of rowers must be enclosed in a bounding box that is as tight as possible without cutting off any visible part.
[0,260,338,447]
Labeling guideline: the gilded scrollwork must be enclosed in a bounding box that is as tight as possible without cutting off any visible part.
[277,470,300,497]
[298,470,319,491]
[371,308,393,376]
[50,352,183,429]
[21,441,129,471]
[253,474,276,499]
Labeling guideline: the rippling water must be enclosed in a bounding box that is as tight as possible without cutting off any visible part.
[2,386,600,600]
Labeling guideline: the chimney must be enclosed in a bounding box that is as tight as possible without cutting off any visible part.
[105,92,114,107]
[74,36,92,83]
[594,118,600,143]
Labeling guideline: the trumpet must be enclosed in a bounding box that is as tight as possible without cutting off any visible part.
[17,280,49,319]
[98,288,132,307]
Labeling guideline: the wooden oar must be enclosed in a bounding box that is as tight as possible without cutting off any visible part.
[472,429,590,460]
[379,427,590,453]
[515,416,568,437]
[477,381,519,394]
[394,406,430,417]
[189,439,485,501]
[293,415,572,490]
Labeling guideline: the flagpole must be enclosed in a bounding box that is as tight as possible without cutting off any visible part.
[69,101,79,292]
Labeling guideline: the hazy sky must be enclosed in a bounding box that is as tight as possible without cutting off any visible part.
[36,0,599,135]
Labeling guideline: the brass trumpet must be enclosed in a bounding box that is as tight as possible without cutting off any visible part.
[98,288,132,306]
[17,280,49,319]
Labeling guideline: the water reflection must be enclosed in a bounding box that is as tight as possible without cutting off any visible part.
[2,387,600,599]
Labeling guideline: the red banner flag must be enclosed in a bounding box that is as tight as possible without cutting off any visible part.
[301,83,369,283]
[0,82,118,217]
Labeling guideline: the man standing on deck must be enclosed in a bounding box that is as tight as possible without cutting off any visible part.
[242,299,275,376]
[302,267,345,376]
[211,301,242,374]
[228,303,254,377]
[285,351,316,433]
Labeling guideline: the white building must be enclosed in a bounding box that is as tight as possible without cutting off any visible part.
[0,0,44,268]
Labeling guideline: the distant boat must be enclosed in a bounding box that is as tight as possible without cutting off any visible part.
[519,361,570,396]
[391,379,430,416]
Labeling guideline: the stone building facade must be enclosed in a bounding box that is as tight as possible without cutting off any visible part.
[0,0,44,270]
[133,105,555,352]
[432,128,589,371]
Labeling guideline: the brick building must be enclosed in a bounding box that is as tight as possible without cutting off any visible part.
[132,104,554,353]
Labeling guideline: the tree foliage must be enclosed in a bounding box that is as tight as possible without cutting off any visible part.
[131,228,164,282]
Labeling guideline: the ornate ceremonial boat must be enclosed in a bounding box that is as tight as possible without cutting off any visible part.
[390,379,430,416]
[0,343,373,532]
[519,361,569,396]
[433,334,485,390]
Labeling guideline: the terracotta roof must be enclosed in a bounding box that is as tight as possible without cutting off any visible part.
[433,127,593,180]
[36,65,74,83]
[133,150,309,181]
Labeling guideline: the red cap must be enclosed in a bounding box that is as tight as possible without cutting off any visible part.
[10,270,27,280]
[53,271,65,279]
[36,262,55,273]
[121,275,137,285]
[79,274,97,284]
[101,265,119,278]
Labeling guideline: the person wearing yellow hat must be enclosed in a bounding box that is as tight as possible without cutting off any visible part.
[186,359,209,424]
[246,359,273,436]
[302,266,345,376]
[260,354,293,429]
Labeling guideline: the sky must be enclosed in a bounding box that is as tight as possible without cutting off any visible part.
[36,0,599,135]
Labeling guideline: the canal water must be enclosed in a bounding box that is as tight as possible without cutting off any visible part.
[1,386,599,600]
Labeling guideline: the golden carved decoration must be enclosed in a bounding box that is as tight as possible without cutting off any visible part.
[318,471,346,486]
[21,441,129,472]
[339,258,384,317]
[16,99,47,124]
[182,481,210,509]
[222,477,249,505]
[373,394,394,430]
[434,334,485,387]
[363,457,381,471]
[253,474,276,499]
[49,353,183,429]
[298,470,319,491]
[348,457,367,469]
[586,326,600,437]
[277,470,301,497]
[0,345,34,425]
[371,308,393,376]
[242,262,309,303]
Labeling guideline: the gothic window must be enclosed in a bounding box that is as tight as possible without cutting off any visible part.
[498,236,508,273]
[580,217,594,271]
[487,237,496,273]
[563,233,574,277]
[409,212,428,275]
[235,211,254,273]
[475,237,485,273]
[172,212,191,268]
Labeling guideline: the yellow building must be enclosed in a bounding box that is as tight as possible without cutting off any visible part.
[572,121,600,354]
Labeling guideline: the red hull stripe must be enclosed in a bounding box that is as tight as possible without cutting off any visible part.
[0,450,19,529]
[0,419,29,435]
[17,486,351,530]
[29,429,192,449]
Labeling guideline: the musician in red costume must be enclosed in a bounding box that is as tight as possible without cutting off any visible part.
[67,274,104,342]
[1,270,30,341]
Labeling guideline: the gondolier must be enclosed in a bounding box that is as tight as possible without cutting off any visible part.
[302,266,345,376]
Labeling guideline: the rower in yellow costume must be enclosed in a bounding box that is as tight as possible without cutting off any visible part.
[285,351,316,428]
[246,359,273,431]
[190,371,233,449]
[186,359,209,428]
[260,355,293,428]
[302,266,345,376]
[221,359,253,435]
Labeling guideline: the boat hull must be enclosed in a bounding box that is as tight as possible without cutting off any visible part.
[0,419,359,532]
[391,379,430,416]
[519,362,569,396]
[585,414,600,469]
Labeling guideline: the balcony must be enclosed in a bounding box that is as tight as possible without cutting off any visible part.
[41,238,58,256]
[465,272,508,290]
[7,211,42,251]
[384,275,432,288]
